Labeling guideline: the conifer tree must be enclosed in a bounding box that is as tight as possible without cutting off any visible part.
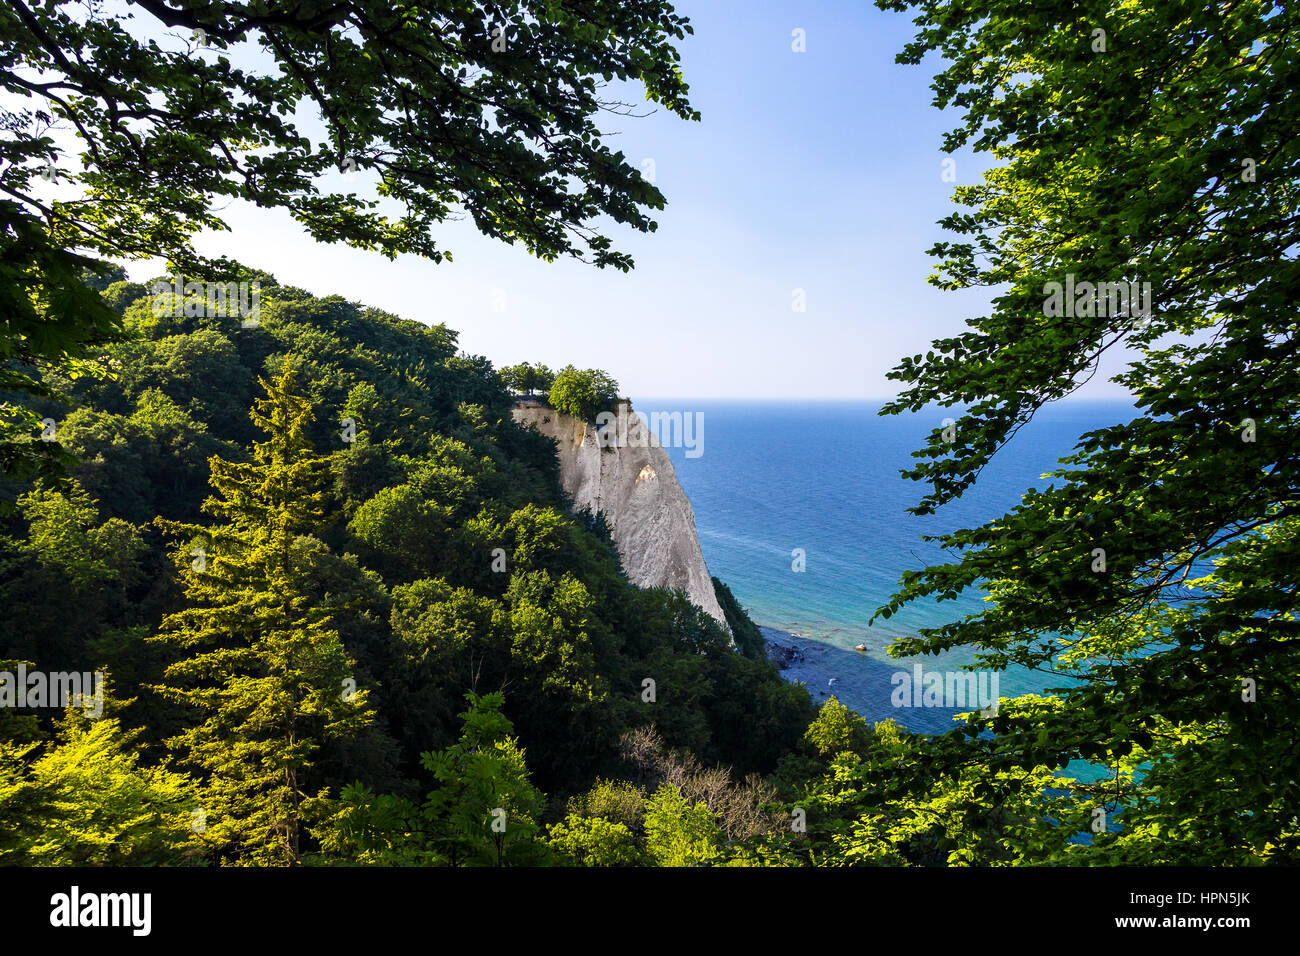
[152,366,371,865]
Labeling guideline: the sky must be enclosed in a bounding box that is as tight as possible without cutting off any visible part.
[108,0,1133,401]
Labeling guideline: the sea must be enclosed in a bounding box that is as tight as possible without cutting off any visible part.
[641,398,1136,736]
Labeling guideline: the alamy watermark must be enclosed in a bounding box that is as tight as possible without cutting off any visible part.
[891,664,999,715]
[50,886,150,936]
[152,274,262,327]
[0,665,103,717]
[595,404,704,459]
[1042,274,1152,323]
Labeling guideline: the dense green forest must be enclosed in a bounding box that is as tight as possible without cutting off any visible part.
[0,271,825,864]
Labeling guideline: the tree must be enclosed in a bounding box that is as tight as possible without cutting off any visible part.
[804,697,871,760]
[500,362,554,397]
[317,692,549,866]
[418,691,549,866]
[501,569,611,785]
[547,814,642,866]
[0,708,196,866]
[0,0,697,490]
[531,364,556,396]
[642,784,723,866]
[151,365,373,865]
[817,727,1074,867]
[873,0,1300,863]
[0,482,147,670]
[1,1,697,273]
[547,365,620,421]
[57,389,236,523]
[102,280,148,315]
[712,576,766,660]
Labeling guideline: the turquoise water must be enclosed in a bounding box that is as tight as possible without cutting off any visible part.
[642,398,1135,733]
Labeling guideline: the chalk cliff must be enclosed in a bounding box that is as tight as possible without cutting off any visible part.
[512,401,728,630]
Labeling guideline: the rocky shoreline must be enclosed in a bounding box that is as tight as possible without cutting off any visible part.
[760,625,849,703]
[764,635,805,670]
[759,624,959,730]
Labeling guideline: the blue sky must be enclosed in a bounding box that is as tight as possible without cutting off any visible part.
[120,0,1131,400]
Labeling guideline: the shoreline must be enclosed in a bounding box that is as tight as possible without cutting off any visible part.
[760,624,974,734]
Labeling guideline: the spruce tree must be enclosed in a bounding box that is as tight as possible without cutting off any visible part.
[152,366,371,865]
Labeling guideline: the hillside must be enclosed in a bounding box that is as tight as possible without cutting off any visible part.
[0,270,813,840]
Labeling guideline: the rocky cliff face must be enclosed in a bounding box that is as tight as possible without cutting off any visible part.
[512,402,728,630]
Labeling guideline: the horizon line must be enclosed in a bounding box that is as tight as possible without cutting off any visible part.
[627,395,1138,403]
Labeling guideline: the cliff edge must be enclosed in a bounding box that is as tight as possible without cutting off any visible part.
[512,401,729,630]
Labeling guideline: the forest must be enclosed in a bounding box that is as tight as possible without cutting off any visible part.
[0,269,821,864]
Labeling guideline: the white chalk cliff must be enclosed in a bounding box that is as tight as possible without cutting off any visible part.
[512,401,729,630]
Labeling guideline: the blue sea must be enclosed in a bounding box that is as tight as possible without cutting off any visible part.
[641,398,1136,736]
